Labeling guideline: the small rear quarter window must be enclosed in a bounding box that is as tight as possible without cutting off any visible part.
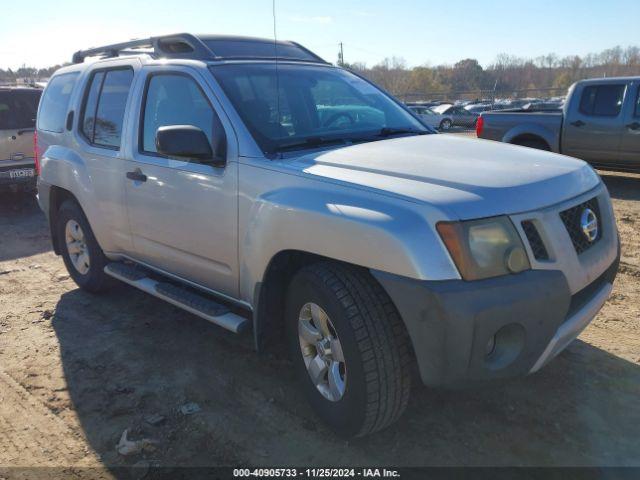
[37,72,79,133]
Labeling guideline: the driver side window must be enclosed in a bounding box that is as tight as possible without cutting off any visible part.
[141,73,215,154]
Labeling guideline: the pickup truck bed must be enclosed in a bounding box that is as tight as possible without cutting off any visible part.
[479,111,563,151]
[477,76,640,173]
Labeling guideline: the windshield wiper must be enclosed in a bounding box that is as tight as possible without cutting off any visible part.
[275,136,349,153]
[376,127,428,138]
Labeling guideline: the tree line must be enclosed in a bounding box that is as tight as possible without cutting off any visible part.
[343,45,640,101]
[0,64,65,85]
[3,45,640,102]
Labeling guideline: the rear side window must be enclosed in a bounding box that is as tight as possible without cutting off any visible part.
[579,84,625,117]
[635,87,640,117]
[81,68,134,148]
[37,73,78,132]
[0,90,41,130]
[141,73,215,154]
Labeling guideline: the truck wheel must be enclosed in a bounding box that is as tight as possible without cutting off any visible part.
[514,138,550,151]
[56,199,112,293]
[285,262,411,437]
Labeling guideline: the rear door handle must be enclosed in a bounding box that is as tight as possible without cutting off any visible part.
[570,120,586,127]
[626,121,640,130]
[126,169,147,182]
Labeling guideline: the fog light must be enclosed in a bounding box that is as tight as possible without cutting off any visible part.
[484,323,526,371]
[505,246,529,273]
[485,335,496,356]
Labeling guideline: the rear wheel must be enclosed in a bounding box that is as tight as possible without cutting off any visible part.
[513,138,550,151]
[286,262,411,437]
[56,200,113,293]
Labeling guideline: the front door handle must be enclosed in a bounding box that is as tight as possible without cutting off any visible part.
[626,121,640,130]
[126,169,147,182]
[570,120,586,127]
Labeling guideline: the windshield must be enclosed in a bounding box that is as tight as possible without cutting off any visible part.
[209,63,428,155]
[0,90,41,130]
[432,104,453,114]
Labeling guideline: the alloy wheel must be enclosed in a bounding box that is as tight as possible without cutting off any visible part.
[298,302,347,402]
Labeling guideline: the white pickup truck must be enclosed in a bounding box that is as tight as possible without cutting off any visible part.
[36,34,619,437]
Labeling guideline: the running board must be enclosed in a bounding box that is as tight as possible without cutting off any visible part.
[104,262,249,334]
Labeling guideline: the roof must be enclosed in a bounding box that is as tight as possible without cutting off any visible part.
[72,33,328,65]
[576,76,640,84]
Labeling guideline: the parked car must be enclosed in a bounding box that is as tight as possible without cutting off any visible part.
[406,100,443,109]
[477,77,640,172]
[37,34,619,437]
[465,103,494,114]
[408,105,453,130]
[431,103,479,128]
[0,87,42,192]
[521,101,564,111]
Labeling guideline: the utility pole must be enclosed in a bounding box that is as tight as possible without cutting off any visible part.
[338,42,344,66]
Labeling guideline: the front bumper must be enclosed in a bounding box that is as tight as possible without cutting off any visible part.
[372,251,619,387]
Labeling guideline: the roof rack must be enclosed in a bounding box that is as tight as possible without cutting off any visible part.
[72,33,212,63]
[72,33,328,64]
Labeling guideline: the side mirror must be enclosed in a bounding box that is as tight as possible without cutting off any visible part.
[156,125,226,167]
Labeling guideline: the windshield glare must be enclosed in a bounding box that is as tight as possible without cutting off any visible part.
[209,63,427,154]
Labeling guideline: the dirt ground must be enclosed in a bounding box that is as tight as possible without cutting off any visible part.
[0,170,639,476]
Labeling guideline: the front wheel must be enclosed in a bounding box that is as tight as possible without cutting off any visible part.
[439,119,452,131]
[286,262,411,437]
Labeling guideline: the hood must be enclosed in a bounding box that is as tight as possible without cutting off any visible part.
[286,134,600,220]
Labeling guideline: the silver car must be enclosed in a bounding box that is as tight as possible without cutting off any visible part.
[0,87,41,191]
[431,103,479,128]
[408,105,453,130]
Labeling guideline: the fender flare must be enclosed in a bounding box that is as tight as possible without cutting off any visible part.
[40,146,114,252]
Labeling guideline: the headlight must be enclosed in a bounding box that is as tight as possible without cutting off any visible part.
[437,216,530,280]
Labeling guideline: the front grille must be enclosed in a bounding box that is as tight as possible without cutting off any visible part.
[521,220,549,260]
[559,197,602,254]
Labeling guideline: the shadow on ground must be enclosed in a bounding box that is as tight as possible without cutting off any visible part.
[599,172,640,201]
[52,286,640,469]
[0,191,50,261]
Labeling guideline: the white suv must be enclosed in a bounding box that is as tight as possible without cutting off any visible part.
[36,34,619,437]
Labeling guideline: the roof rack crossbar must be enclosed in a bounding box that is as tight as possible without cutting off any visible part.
[72,33,215,64]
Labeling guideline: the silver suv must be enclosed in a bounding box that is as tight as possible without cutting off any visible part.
[37,34,620,437]
[0,87,41,191]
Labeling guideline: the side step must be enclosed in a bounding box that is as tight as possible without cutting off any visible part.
[104,262,249,334]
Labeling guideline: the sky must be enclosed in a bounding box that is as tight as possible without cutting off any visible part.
[1,0,639,70]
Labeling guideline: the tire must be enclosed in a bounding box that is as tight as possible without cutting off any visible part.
[514,138,550,151]
[439,119,452,131]
[285,262,411,437]
[56,199,113,293]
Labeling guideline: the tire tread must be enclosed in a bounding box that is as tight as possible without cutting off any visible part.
[303,262,411,436]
